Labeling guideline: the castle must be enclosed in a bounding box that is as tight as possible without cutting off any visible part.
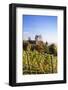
[28,35,42,45]
[23,35,44,51]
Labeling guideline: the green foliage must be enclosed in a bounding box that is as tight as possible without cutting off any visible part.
[23,50,57,74]
[23,40,57,56]
[44,42,49,54]
[23,38,57,74]
[49,44,57,56]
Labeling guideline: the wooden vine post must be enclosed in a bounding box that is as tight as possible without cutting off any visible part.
[51,55,53,73]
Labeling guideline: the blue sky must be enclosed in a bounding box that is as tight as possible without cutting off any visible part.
[23,15,57,44]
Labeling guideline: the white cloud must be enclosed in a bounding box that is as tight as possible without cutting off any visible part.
[23,31,29,40]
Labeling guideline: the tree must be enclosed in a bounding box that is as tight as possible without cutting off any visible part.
[23,41,28,50]
[49,44,57,56]
[44,41,49,54]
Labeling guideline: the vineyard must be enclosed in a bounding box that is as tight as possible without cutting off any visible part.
[23,50,57,75]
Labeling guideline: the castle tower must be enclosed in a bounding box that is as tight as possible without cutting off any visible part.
[35,35,42,41]
[35,35,42,45]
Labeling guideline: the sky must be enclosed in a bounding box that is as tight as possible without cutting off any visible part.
[23,15,57,44]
